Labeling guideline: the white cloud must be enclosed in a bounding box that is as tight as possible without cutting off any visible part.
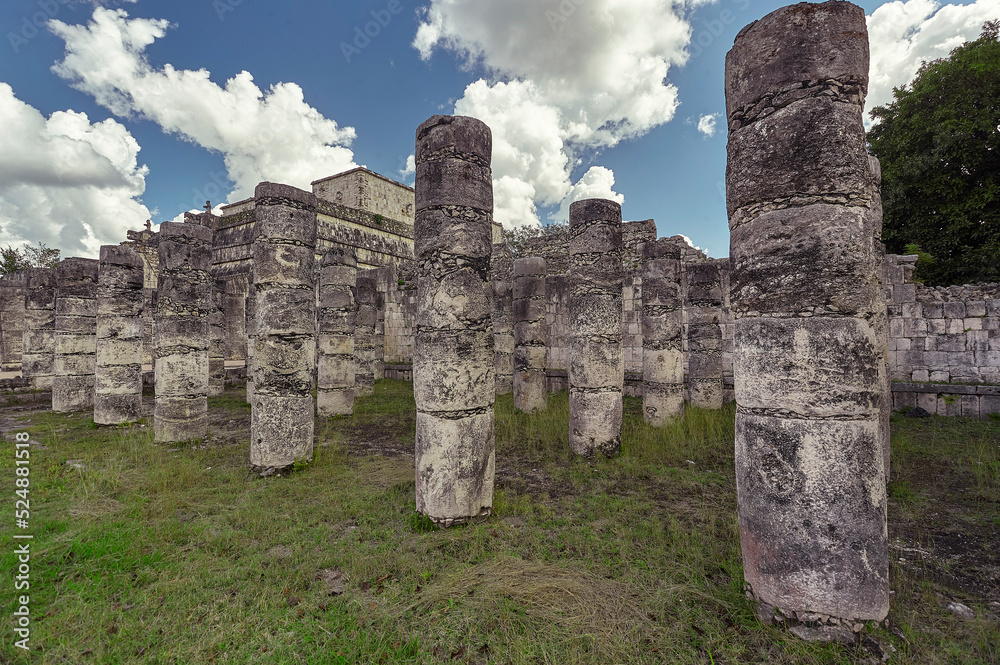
[550,166,625,225]
[399,154,416,179]
[415,0,706,229]
[866,0,1000,120]
[49,7,358,207]
[697,113,719,138]
[0,83,150,258]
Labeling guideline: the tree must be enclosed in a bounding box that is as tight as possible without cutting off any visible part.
[867,21,1000,285]
[502,221,568,259]
[0,241,62,275]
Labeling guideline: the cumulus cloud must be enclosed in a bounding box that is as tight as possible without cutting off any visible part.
[0,83,150,258]
[49,7,358,205]
[415,0,708,228]
[866,0,1000,120]
[697,113,719,138]
[399,154,416,179]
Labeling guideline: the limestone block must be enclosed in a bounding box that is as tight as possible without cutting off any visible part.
[731,205,880,317]
[155,395,208,443]
[413,330,494,412]
[569,390,623,457]
[415,410,495,525]
[53,258,98,412]
[736,413,888,621]
[250,395,314,467]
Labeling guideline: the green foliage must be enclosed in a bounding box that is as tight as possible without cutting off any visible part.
[868,22,1000,286]
[0,245,30,274]
[503,220,567,259]
[0,241,61,275]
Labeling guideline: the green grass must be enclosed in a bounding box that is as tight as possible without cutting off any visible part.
[0,382,996,663]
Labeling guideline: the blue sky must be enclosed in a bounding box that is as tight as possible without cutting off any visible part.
[0,0,997,259]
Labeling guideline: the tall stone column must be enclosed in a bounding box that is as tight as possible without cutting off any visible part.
[513,257,547,412]
[726,1,888,629]
[53,259,99,412]
[492,241,515,394]
[0,272,27,372]
[318,247,357,416]
[22,268,56,390]
[641,239,684,425]
[413,115,495,527]
[685,261,725,409]
[353,271,377,397]
[869,156,891,480]
[154,222,212,443]
[95,246,144,425]
[250,183,317,473]
[245,290,255,404]
[209,279,227,397]
[568,199,624,457]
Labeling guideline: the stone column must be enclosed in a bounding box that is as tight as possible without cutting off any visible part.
[492,241,515,394]
[413,114,495,527]
[208,279,227,397]
[245,290,255,404]
[869,156,891,480]
[641,239,684,425]
[685,261,725,410]
[568,199,624,457]
[53,258,99,412]
[513,257,547,412]
[94,245,144,425]
[353,271,377,397]
[250,183,317,473]
[154,222,212,443]
[726,1,888,629]
[0,272,27,372]
[22,268,56,390]
[318,248,356,416]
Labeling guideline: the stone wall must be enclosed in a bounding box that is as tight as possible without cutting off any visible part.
[886,254,1000,385]
[0,271,27,371]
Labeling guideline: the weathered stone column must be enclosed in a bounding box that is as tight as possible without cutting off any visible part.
[209,279,227,397]
[685,261,725,410]
[250,183,317,472]
[318,248,356,416]
[22,268,56,390]
[245,290,255,404]
[726,1,888,629]
[641,239,684,425]
[869,156,891,480]
[492,241,515,394]
[53,259,99,412]
[513,257,547,412]
[568,199,624,457]
[154,222,212,443]
[0,272,27,372]
[353,271,377,397]
[413,114,495,526]
[94,245,144,425]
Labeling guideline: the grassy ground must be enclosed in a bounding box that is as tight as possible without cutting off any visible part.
[0,381,997,664]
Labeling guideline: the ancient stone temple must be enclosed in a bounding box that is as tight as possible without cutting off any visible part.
[53,259,99,412]
[249,183,317,473]
[568,199,624,456]
[0,272,26,372]
[209,279,227,397]
[154,222,212,443]
[413,115,495,526]
[318,247,357,417]
[94,245,144,425]
[641,239,684,425]
[513,257,547,413]
[726,0,889,630]
[22,268,56,390]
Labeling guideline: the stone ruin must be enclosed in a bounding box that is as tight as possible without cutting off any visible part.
[0,0,998,641]
[726,0,888,630]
